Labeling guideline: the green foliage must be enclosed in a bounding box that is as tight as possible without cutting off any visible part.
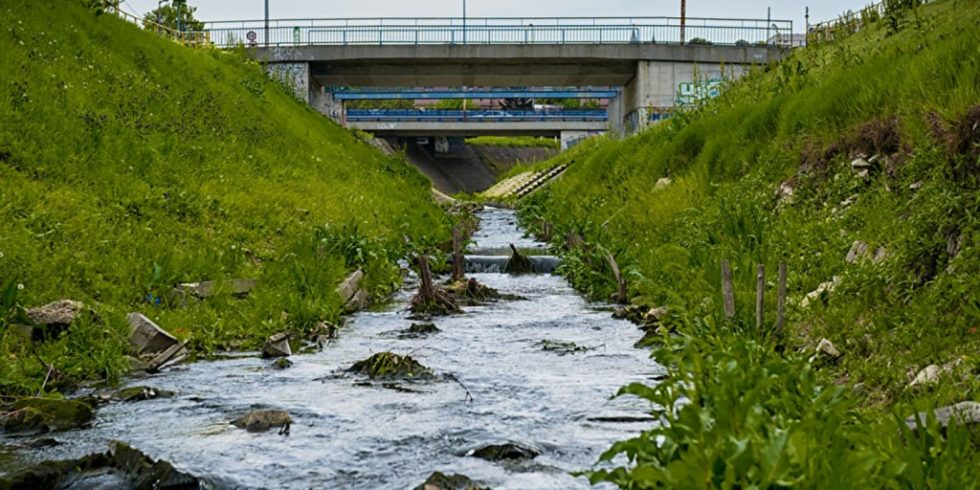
[0,0,448,395]
[466,136,559,149]
[346,99,415,110]
[589,333,980,488]
[143,0,204,32]
[519,0,980,486]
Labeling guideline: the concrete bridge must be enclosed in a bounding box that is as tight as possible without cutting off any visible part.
[206,16,793,134]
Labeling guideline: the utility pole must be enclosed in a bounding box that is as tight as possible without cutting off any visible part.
[680,0,686,45]
[265,0,270,47]
[804,6,810,47]
[463,0,467,44]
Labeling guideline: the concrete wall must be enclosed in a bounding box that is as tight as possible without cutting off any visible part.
[614,61,748,134]
[266,62,343,120]
[561,131,605,150]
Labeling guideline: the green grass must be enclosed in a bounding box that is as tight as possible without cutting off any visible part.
[465,136,559,149]
[520,0,980,486]
[0,1,449,395]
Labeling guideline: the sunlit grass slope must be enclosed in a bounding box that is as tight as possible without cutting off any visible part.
[521,0,980,486]
[0,1,448,394]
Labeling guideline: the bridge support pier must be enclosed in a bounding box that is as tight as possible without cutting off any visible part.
[561,131,604,150]
[615,61,748,134]
[266,62,343,121]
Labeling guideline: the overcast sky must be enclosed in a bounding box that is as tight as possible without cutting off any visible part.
[123,0,869,33]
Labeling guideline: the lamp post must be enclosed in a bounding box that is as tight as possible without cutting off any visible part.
[172,0,186,32]
[157,0,168,29]
[265,0,270,47]
[463,0,467,44]
[680,0,686,45]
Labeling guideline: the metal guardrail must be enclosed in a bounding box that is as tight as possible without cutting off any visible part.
[114,7,211,46]
[806,0,935,45]
[200,16,793,48]
[332,87,620,100]
[346,109,608,122]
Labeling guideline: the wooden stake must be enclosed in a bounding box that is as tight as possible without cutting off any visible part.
[417,255,435,301]
[721,260,735,318]
[606,251,627,304]
[756,264,766,328]
[451,226,465,283]
[776,262,787,333]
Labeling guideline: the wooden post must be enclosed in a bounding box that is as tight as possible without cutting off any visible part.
[721,260,735,318]
[606,251,627,304]
[541,220,553,242]
[756,265,766,328]
[416,255,435,302]
[451,226,465,283]
[776,262,787,333]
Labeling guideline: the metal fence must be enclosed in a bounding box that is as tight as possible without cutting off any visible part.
[201,16,793,48]
[807,0,935,45]
[346,108,608,122]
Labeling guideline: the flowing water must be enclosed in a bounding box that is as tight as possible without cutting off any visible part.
[1,207,662,489]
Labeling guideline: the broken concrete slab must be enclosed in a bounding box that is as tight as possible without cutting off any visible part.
[175,279,256,299]
[344,288,370,313]
[261,332,292,358]
[845,240,870,263]
[127,313,179,356]
[26,300,84,327]
[816,338,842,359]
[145,341,189,373]
[336,269,365,305]
[905,401,980,431]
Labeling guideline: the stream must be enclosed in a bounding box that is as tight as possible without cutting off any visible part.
[1,207,662,489]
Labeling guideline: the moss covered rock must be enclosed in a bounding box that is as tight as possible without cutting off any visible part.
[348,352,433,379]
[113,386,175,403]
[0,440,202,489]
[468,442,540,462]
[0,398,93,433]
[232,409,292,435]
[413,471,488,490]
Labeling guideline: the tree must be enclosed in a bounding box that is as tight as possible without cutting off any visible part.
[144,0,204,32]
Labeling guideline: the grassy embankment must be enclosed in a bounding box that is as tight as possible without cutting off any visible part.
[520,0,980,486]
[0,1,449,396]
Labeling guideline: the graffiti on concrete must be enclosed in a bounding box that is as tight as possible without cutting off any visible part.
[675,78,723,106]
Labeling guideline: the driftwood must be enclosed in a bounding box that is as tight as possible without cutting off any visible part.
[410,256,460,316]
[504,244,534,274]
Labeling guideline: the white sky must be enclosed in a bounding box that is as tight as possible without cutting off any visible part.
[122,0,871,33]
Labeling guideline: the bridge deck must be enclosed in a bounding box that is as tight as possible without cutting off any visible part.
[204,16,793,49]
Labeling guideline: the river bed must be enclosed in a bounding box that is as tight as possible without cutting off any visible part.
[1,207,662,489]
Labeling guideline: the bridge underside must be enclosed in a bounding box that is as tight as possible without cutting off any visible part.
[347,120,606,137]
[311,60,636,87]
[260,43,777,87]
[260,43,786,134]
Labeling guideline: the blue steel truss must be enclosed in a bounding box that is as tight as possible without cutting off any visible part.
[330,87,620,100]
[346,109,608,122]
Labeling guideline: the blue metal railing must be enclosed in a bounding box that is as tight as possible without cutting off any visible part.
[200,16,793,48]
[331,87,620,100]
[346,109,608,122]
